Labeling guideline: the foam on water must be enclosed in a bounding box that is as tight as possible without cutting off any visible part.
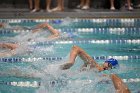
[60,17,74,26]
[2,23,31,30]
[31,55,117,93]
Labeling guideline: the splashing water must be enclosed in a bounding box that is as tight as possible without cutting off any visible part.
[33,56,117,93]
[60,17,74,26]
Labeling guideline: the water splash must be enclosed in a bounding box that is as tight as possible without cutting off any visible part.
[60,17,74,26]
[34,56,116,93]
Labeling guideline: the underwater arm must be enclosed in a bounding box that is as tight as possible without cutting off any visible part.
[0,43,18,50]
[111,74,131,93]
[0,23,4,28]
[0,43,18,57]
[0,51,16,57]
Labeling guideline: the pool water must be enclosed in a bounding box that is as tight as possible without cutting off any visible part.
[0,18,140,93]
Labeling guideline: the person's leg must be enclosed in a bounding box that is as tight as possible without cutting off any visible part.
[111,74,131,93]
[51,0,64,12]
[82,0,90,9]
[28,0,33,10]
[127,0,133,10]
[77,0,85,8]
[35,0,40,10]
[46,0,51,12]
[110,0,115,10]
[31,0,40,12]
[61,0,64,10]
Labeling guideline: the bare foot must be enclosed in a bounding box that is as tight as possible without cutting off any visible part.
[128,6,133,11]
[31,9,40,13]
[60,63,73,70]
[81,6,89,10]
[51,7,64,12]
[110,7,115,10]
[77,5,82,9]
[46,8,52,12]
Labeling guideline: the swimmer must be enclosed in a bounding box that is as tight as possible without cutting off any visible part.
[0,43,19,57]
[60,45,119,71]
[60,45,130,93]
[0,22,59,40]
[0,23,60,57]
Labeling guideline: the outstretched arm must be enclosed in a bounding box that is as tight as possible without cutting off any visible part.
[0,43,18,57]
[0,43,18,50]
[32,23,60,39]
[0,23,4,28]
[111,74,131,93]
[60,45,100,70]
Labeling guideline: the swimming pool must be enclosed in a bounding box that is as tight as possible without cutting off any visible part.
[0,18,140,93]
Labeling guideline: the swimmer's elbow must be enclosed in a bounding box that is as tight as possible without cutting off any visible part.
[54,32,60,37]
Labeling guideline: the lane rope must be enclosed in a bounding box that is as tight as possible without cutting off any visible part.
[0,78,140,88]
[0,55,140,63]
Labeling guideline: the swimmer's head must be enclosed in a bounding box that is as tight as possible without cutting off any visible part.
[103,58,119,70]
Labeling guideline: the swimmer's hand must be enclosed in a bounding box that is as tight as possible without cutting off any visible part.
[60,63,73,70]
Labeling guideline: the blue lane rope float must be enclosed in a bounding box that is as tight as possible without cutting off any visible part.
[0,78,140,88]
[0,55,139,63]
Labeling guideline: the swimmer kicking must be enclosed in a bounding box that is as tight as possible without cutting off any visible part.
[60,45,130,93]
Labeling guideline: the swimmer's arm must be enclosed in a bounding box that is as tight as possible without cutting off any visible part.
[110,74,131,93]
[33,23,53,30]
[87,56,106,72]
[32,29,42,33]
[0,51,16,57]
[31,23,47,33]
[0,23,4,28]
[44,23,60,39]
[0,43,18,50]
[47,34,59,40]
[32,23,60,38]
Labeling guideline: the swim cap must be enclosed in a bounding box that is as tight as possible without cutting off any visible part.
[105,58,119,69]
[52,20,63,24]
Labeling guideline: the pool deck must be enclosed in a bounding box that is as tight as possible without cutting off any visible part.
[0,8,140,19]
